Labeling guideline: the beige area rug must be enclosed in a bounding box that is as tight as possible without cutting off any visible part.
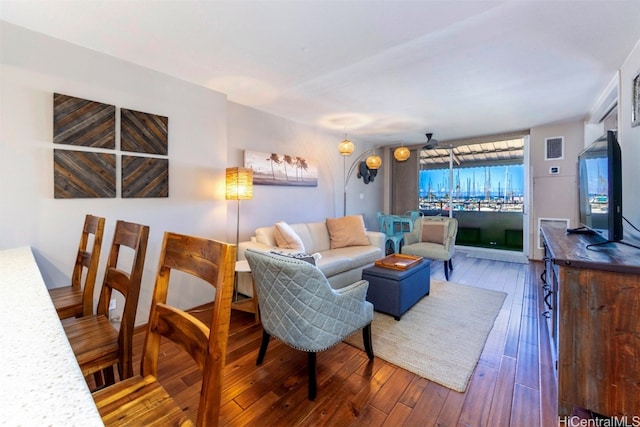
[344,280,506,393]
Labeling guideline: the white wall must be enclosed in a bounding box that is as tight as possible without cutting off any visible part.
[0,22,229,325]
[618,41,640,240]
[528,121,585,259]
[0,22,387,326]
[226,101,384,236]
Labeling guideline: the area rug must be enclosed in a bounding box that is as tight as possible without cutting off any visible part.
[344,280,506,393]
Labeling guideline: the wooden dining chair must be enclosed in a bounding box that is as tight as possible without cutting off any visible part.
[92,232,236,426]
[63,220,149,386]
[49,214,106,319]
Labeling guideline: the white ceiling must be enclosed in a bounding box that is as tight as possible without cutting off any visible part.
[2,1,640,147]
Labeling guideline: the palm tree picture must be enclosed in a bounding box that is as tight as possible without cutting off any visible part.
[244,150,318,187]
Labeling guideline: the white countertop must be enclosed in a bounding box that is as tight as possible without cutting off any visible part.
[0,247,103,426]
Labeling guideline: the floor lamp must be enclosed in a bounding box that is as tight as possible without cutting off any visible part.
[225,167,253,245]
[340,145,383,216]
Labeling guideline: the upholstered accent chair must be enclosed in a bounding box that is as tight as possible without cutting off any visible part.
[244,249,374,400]
[401,216,458,280]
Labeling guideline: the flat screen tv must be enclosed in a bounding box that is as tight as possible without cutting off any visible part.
[577,130,623,241]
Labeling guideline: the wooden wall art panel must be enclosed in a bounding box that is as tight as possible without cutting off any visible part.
[121,109,168,155]
[121,155,169,198]
[53,93,115,149]
[54,149,116,198]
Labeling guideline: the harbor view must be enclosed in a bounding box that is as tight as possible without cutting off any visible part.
[419,165,525,213]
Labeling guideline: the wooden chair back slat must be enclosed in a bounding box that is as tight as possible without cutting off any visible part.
[142,231,235,426]
[151,304,210,370]
[51,214,105,319]
[63,219,149,383]
[94,231,235,426]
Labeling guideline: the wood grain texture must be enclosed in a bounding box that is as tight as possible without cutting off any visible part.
[121,108,168,155]
[53,93,115,149]
[63,221,149,385]
[89,253,559,425]
[49,214,105,319]
[92,233,236,427]
[122,155,168,198]
[54,149,116,198]
[542,226,640,418]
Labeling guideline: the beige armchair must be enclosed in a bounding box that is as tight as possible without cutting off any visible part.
[401,216,458,280]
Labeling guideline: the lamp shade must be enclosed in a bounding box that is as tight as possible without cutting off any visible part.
[225,167,253,200]
[394,146,411,161]
[338,138,354,156]
[365,154,382,170]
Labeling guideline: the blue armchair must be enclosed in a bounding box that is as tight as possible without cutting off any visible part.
[244,249,374,400]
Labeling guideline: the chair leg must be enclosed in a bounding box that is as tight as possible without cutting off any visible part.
[307,352,317,401]
[363,323,374,360]
[444,260,449,281]
[256,329,271,365]
[385,240,393,255]
[449,258,453,271]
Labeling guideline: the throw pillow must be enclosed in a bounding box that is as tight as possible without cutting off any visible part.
[421,221,449,244]
[326,215,370,249]
[274,221,305,251]
[270,251,317,265]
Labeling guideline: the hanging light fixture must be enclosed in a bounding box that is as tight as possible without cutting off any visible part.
[394,145,410,162]
[337,134,354,156]
[365,154,382,169]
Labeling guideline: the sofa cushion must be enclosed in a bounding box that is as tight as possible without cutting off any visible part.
[315,253,354,277]
[316,246,380,277]
[274,221,305,251]
[333,245,381,266]
[326,215,369,249]
[290,223,320,253]
[255,226,276,246]
[421,221,449,244]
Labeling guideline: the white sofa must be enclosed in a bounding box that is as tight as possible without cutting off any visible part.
[237,219,385,296]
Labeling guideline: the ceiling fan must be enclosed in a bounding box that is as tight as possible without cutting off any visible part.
[423,133,440,150]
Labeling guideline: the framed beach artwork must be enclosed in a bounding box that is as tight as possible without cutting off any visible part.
[244,150,318,187]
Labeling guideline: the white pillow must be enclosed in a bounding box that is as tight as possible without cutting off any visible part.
[274,221,305,251]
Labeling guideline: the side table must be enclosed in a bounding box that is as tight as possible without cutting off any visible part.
[233,260,260,322]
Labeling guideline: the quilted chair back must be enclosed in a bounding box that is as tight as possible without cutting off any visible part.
[245,249,373,352]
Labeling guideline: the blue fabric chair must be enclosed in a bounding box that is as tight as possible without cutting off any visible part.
[379,214,412,254]
[245,249,374,400]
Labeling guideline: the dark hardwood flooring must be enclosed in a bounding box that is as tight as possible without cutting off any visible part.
[124,252,558,426]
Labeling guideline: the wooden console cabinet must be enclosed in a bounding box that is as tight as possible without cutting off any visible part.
[540,226,640,418]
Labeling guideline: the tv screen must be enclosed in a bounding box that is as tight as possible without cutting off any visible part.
[577,130,623,241]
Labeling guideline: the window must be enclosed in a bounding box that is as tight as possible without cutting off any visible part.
[417,137,526,251]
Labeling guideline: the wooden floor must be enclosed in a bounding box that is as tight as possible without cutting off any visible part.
[126,252,558,426]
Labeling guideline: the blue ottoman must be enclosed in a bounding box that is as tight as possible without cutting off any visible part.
[362,260,431,320]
